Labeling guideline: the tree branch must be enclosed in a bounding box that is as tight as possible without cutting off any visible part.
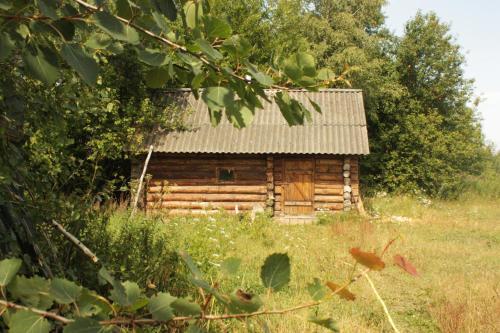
[51,220,100,264]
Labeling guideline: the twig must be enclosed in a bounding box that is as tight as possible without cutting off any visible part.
[362,272,401,333]
[131,144,153,216]
[51,220,100,264]
[0,300,72,324]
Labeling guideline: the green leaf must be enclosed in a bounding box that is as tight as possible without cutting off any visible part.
[202,86,234,112]
[260,253,290,291]
[0,258,22,287]
[306,278,327,301]
[274,92,301,126]
[152,0,177,21]
[308,315,339,332]
[284,52,317,82]
[145,67,170,88]
[22,46,59,85]
[183,0,203,29]
[148,292,176,321]
[137,48,168,66]
[0,32,15,61]
[110,281,141,307]
[93,11,139,45]
[152,11,171,33]
[317,68,335,81]
[220,257,241,275]
[38,0,58,20]
[52,20,75,41]
[228,289,263,313]
[77,289,112,317]
[189,277,229,305]
[63,318,103,333]
[195,39,222,61]
[171,298,201,316]
[308,98,322,114]
[226,100,254,128]
[85,33,112,50]
[179,251,203,279]
[204,16,232,39]
[222,35,251,58]
[9,310,51,333]
[296,52,316,77]
[116,0,135,20]
[50,278,82,304]
[0,0,12,10]
[106,41,124,54]
[243,60,273,86]
[61,44,99,86]
[8,276,53,310]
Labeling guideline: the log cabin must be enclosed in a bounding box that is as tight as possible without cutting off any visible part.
[132,89,369,218]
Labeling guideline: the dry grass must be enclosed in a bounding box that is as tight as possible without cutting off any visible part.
[161,196,500,332]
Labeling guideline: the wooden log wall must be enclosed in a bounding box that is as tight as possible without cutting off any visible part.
[132,153,361,215]
[137,154,268,214]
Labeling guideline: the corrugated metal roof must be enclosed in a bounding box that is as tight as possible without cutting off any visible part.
[145,89,369,155]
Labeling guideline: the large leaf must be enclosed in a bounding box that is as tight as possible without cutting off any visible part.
[201,86,234,112]
[0,258,22,287]
[137,48,168,66]
[93,11,139,45]
[228,289,263,313]
[171,298,201,316]
[0,0,12,10]
[222,35,251,58]
[194,39,222,61]
[326,281,356,301]
[61,44,99,85]
[145,67,170,88]
[393,255,419,276]
[152,0,177,21]
[9,310,51,333]
[38,0,57,20]
[260,253,290,291]
[244,60,273,86]
[52,20,75,41]
[85,33,113,50]
[284,52,316,82]
[307,278,327,301]
[148,292,176,321]
[50,278,82,304]
[63,318,102,333]
[349,247,385,271]
[77,289,112,317]
[22,46,59,85]
[110,281,142,307]
[220,257,241,276]
[226,100,254,128]
[8,276,53,310]
[183,1,203,29]
[308,315,339,332]
[204,16,232,39]
[0,32,15,61]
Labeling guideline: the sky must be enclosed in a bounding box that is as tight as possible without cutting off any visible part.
[383,0,500,150]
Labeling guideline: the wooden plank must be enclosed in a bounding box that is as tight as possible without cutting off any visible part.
[146,201,265,210]
[315,202,343,210]
[315,174,343,181]
[315,183,344,190]
[314,195,344,203]
[317,159,343,166]
[316,165,342,173]
[284,201,313,206]
[147,193,267,202]
[314,188,343,195]
[148,185,267,194]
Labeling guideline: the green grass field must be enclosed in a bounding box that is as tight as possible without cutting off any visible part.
[109,196,500,332]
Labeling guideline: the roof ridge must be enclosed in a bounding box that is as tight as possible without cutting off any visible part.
[162,88,363,93]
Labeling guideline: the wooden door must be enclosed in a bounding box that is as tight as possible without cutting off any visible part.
[283,159,314,215]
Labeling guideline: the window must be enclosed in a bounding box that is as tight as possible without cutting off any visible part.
[217,168,235,182]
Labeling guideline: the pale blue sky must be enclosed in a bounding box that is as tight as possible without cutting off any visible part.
[384,0,500,150]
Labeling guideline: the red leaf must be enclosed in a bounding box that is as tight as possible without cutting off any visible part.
[349,247,385,271]
[393,255,419,276]
[326,281,356,301]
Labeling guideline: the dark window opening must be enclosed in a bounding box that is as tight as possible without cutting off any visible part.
[218,168,235,182]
